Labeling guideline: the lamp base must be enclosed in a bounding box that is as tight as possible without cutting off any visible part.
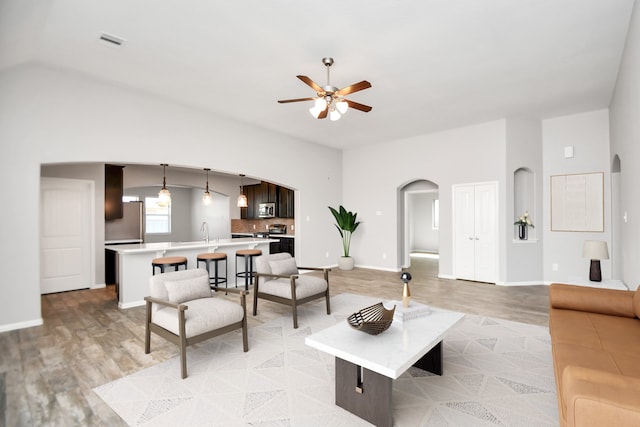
[589,259,602,282]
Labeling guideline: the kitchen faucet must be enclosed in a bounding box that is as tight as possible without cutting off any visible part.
[201,221,209,243]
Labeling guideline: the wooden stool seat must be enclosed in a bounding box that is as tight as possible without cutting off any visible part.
[197,252,228,289]
[152,256,188,275]
[236,249,262,290]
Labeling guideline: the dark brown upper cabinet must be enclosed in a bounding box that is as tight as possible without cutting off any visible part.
[105,164,124,220]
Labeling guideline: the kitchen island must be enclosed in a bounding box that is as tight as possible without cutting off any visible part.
[106,237,277,308]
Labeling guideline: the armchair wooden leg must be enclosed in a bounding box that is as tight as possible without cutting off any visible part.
[292,301,298,329]
[180,341,187,379]
[326,292,331,315]
[179,308,188,379]
[252,277,259,316]
[144,301,152,354]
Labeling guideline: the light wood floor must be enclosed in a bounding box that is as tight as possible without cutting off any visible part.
[0,256,549,426]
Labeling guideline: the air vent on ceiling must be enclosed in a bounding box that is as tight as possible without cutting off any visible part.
[99,32,126,47]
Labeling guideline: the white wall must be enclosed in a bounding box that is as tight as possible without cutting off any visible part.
[189,188,230,242]
[0,64,342,331]
[504,119,543,284]
[408,192,439,253]
[610,0,640,290]
[542,109,613,285]
[343,120,507,276]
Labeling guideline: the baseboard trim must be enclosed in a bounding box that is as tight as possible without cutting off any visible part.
[496,281,546,287]
[355,264,402,273]
[91,283,106,289]
[118,300,145,309]
[0,318,43,333]
[437,274,456,280]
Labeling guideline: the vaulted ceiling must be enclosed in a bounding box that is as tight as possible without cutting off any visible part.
[0,0,634,149]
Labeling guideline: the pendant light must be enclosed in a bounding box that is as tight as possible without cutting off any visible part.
[237,174,248,208]
[157,163,171,207]
[202,168,212,205]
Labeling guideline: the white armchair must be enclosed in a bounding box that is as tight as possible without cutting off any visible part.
[253,253,330,328]
[144,268,248,378]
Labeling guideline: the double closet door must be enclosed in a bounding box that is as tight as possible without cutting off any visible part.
[454,182,498,283]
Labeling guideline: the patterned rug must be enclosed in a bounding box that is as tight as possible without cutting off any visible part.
[94,293,558,426]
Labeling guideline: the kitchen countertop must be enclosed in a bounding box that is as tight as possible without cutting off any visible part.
[106,237,278,254]
[232,233,296,238]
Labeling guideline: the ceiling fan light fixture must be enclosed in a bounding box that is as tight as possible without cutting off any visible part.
[309,105,323,118]
[278,57,372,121]
[336,99,348,114]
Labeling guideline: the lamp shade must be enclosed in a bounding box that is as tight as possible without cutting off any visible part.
[237,193,248,208]
[582,240,609,260]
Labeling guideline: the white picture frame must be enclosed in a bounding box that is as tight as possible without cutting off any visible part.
[550,172,604,232]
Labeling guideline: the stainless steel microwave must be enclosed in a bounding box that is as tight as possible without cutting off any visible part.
[258,202,275,218]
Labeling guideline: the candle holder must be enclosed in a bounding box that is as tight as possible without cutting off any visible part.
[401,272,412,308]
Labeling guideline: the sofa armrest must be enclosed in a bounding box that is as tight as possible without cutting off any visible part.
[562,366,640,427]
[549,283,635,318]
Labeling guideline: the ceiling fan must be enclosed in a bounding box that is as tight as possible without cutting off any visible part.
[278,57,372,121]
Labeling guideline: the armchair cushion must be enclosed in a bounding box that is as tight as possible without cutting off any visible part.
[269,257,299,276]
[152,298,244,337]
[164,275,212,304]
[256,252,294,284]
[260,275,327,300]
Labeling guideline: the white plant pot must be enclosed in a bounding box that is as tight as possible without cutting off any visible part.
[338,256,355,271]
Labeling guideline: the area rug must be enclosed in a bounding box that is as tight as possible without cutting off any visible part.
[94,293,558,426]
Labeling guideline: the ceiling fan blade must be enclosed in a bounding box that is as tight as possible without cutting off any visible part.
[345,99,373,112]
[317,106,328,119]
[334,80,372,97]
[297,75,324,94]
[277,97,316,104]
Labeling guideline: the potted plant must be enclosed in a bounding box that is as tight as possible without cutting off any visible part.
[329,205,361,270]
[514,211,534,240]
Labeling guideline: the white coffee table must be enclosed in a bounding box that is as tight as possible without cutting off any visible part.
[305,304,464,427]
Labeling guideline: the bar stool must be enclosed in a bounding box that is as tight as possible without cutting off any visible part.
[152,256,188,275]
[235,249,262,290]
[197,252,228,289]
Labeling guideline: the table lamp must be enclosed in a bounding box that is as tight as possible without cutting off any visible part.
[582,240,609,282]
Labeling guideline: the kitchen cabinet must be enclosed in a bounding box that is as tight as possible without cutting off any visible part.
[270,236,294,257]
[105,164,124,220]
[241,182,294,219]
[278,187,294,218]
[240,185,256,219]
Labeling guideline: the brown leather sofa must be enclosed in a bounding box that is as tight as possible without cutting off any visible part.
[549,283,640,426]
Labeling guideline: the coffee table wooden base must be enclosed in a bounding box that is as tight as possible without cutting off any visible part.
[335,341,443,427]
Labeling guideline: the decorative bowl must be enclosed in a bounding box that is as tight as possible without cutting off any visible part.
[347,302,396,335]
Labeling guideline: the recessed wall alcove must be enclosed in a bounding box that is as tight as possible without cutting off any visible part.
[513,167,536,240]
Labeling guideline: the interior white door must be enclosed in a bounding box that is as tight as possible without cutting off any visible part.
[40,177,94,294]
[454,182,497,283]
[454,185,476,281]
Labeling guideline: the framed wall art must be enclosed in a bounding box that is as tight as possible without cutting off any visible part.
[550,172,604,232]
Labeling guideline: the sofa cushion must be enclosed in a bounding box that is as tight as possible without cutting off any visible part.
[152,298,244,337]
[164,274,212,304]
[269,257,298,276]
[259,275,327,300]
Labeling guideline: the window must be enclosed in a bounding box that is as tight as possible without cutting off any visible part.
[432,199,439,230]
[145,197,171,234]
[122,195,139,202]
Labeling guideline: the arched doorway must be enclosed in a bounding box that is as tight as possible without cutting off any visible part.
[398,180,439,276]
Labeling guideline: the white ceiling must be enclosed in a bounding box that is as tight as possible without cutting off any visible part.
[0,0,634,149]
